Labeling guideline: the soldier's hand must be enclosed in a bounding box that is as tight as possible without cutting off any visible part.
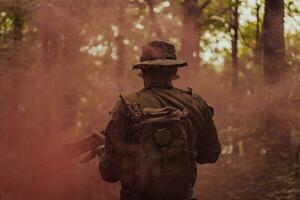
[94,145,105,157]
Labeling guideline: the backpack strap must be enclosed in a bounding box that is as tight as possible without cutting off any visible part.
[151,89,205,129]
[180,87,194,105]
[119,92,143,121]
[181,87,193,95]
[121,93,139,104]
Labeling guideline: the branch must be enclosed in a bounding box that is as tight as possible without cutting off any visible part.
[199,0,212,11]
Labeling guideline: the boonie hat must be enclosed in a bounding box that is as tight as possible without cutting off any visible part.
[133,40,187,69]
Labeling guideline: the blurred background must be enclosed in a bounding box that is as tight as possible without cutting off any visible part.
[0,0,299,199]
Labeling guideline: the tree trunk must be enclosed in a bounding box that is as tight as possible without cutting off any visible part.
[179,0,212,84]
[231,0,239,93]
[115,2,127,92]
[263,0,286,85]
[180,0,201,71]
[146,0,164,39]
[262,0,291,159]
[35,1,82,144]
[253,2,262,66]
[12,7,23,43]
[5,7,24,150]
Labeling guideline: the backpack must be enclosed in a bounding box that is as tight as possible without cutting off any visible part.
[121,94,194,200]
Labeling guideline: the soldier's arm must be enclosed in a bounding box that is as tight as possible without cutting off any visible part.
[99,100,128,182]
[196,104,221,164]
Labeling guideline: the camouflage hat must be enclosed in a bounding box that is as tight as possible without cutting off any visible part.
[133,41,187,69]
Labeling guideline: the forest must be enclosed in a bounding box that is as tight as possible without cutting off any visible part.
[0,0,299,199]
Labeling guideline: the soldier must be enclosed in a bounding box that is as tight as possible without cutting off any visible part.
[99,41,221,200]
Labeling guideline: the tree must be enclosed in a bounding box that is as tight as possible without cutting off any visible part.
[115,1,127,92]
[262,0,292,158]
[263,0,286,85]
[146,0,164,39]
[230,0,240,93]
[253,2,262,66]
[0,4,26,151]
[180,0,211,74]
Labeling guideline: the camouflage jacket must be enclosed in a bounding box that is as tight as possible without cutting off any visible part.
[99,86,221,196]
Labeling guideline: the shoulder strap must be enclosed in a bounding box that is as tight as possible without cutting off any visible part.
[119,92,141,119]
[149,89,204,131]
[123,93,138,103]
[180,87,194,105]
[180,87,193,95]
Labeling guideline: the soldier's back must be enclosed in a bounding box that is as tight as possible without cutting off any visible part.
[120,87,206,200]
[123,86,209,154]
[124,87,207,113]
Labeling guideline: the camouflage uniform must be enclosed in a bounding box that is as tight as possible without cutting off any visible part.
[99,40,220,200]
[100,86,221,200]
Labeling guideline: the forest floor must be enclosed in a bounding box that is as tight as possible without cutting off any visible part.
[195,144,300,200]
[0,128,299,200]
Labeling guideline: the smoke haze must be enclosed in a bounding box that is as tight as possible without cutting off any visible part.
[0,0,299,199]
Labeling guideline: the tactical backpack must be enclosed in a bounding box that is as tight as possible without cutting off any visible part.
[121,94,194,200]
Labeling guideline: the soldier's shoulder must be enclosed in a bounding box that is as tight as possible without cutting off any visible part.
[175,87,208,105]
[121,88,148,102]
[120,92,139,102]
[176,87,214,115]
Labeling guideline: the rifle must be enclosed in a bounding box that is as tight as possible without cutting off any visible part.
[62,131,105,163]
